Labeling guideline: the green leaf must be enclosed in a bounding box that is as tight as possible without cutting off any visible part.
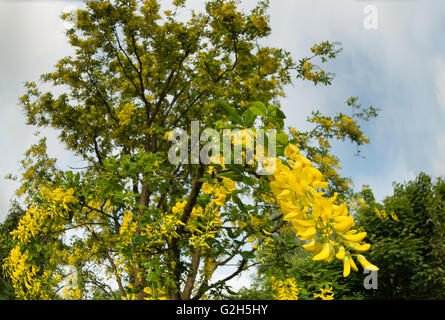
[242,175,256,186]
[232,194,247,214]
[240,251,256,260]
[218,171,244,181]
[276,132,289,146]
[268,115,284,130]
[242,109,256,126]
[249,101,267,117]
[268,104,286,120]
[225,164,244,174]
[216,100,244,125]
[276,145,285,156]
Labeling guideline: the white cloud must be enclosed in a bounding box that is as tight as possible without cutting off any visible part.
[0,1,76,220]
[432,58,445,177]
[434,57,445,114]
[432,132,445,178]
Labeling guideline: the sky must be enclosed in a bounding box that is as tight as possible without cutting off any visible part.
[1,0,445,290]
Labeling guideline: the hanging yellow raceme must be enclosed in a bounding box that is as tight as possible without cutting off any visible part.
[270,144,378,277]
[271,277,302,300]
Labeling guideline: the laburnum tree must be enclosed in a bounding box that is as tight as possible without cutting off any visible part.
[353,174,445,299]
[4,0,379,300]
[0,203,24,300]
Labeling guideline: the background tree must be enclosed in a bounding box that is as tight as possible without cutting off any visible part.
[354,173,445,299]
[236,173,444,300]
[4,0,378,300]
[0,202,25,300]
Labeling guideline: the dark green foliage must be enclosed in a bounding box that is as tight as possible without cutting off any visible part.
[355,173,444,299]
[0,202,25,300]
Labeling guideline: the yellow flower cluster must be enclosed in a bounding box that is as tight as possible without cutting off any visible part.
[340,115,355,126]
[60,268,82,300]
[6,247,35,288]
[337,115,370,144]
[61,287,83,300]
[160,201,188,238]
[391,211,399,222]
[11,187,77,245]
[313,153,341,170]
[301,61,316,81]
[250,14,268,33]
[3,246,54,299]
[310,43,326,55]
[4,186,81,299]
[313,286,334,300]
[121,200,190,250]
[374,207,398,222]
[202,178,233,207]
[271,277,301,300]
[270,144,378,277]
[188,210,221,249]
[117,103,137,126]
[353,196,367,209]
[142,286,168,300]
[211,1,244,25]
[119,210,138,246]
[185,178,234,249]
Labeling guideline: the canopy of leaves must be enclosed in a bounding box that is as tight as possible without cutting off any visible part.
[355,173,445,299]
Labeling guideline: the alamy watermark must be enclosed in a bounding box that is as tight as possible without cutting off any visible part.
[167,121,277,175]
[364,269,378,290]
[363,5,379,30]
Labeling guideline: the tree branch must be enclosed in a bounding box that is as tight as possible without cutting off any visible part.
[181,248,201,300]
